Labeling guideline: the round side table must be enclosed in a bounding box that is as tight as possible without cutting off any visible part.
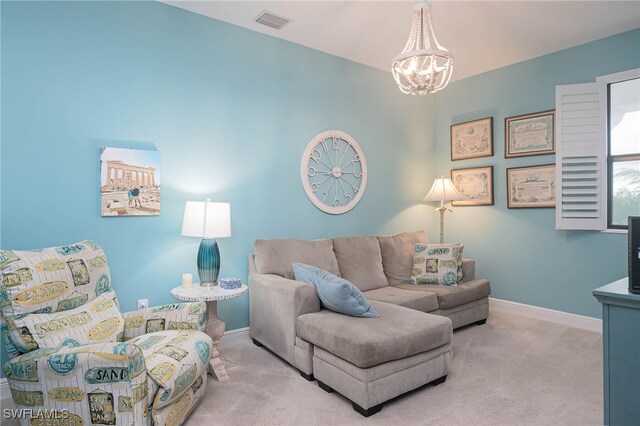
[170,283,248,381]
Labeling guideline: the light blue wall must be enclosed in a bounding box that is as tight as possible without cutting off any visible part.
[2,0,638,375]
[433,29,640,319]
[0,1,436,370]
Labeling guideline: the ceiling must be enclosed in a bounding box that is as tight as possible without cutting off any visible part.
[161,1,640,82]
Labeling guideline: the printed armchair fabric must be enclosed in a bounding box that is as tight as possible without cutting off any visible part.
[1,241,115,358]
[122,302,207,340]
[130,330,213,410]
[4,341,148,425]
[0,241,213,426]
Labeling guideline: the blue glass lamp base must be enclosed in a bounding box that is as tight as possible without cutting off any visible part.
[197,239,220,286]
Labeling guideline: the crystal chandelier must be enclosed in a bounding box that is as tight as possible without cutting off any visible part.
[392,1,454,95]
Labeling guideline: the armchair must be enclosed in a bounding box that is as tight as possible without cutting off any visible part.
[0,241,213,426]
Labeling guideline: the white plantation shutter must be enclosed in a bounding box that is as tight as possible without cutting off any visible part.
[555,82,607,230]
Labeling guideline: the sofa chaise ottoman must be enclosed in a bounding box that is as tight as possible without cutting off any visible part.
[248,231,491,415]
[298,300,451,416]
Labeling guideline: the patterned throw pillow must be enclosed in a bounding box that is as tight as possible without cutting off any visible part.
[11,291,124,351]
[410,243,464,286]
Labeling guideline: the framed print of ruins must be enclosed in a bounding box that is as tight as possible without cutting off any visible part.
[450,117,493,161]
[100,147,160,216]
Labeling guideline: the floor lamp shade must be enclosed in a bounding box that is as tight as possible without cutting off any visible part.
[182,201,231,285]
[423,176,463,244]
[423,177,464,203]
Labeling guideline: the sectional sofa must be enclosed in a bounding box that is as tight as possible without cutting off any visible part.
[248,230,491,416]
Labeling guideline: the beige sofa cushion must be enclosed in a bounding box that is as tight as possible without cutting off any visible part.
[297,300,451,368]
[376,231,428,286]
[254,239,340,280]
[332,236,388,292]
[363,287,438,312]
[394,279,491,310]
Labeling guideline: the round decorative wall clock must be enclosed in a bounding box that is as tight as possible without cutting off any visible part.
[300,130,367,215]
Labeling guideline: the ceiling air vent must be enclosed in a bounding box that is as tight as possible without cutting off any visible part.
[255,11,291,30]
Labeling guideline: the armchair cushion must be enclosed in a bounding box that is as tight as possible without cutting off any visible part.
[4,341,147,424]
[1,241,113,322]
[122,301,206,340]
[129,329,213,409]
[11,291,124,351]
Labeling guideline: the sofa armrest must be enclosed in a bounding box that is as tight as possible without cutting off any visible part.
[122,301,207,340]
[4,342,148,418]
[462,258,475,281]
[249,273,320,368]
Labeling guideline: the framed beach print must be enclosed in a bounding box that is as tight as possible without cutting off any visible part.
[506,164,556,209]
[450,117,493,161]
[450,166,494,206]
[505,110,555,158]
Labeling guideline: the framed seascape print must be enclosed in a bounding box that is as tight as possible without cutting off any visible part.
[450,166,494,206]
[505,110,555,158]
[100,147,161,216]
[506,164,556,209]
[450,117,493,161]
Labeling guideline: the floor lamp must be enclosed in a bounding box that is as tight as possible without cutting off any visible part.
[423,176,464,244]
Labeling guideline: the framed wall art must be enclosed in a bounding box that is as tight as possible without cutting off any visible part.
[450,117,493,161]
[506,164,556,208]
[100,147,161,216]
[450,166,494,206]
[505,110,555,158]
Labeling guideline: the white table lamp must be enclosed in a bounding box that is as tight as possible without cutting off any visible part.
[182,200,231,287]
[423,176,464,244]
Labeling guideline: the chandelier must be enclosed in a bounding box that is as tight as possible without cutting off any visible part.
[392,1,454,95]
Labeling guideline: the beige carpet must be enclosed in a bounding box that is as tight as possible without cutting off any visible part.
[0,311,602,426]
[188,311,602,426]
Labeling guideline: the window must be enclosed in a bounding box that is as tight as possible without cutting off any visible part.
[607,77,640,229]
[555,68,640,231]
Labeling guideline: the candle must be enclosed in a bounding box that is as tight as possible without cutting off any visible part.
[182,273,193,288]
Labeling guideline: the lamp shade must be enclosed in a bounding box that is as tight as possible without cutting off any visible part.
[181,201,231,239]
[423,176,464,202]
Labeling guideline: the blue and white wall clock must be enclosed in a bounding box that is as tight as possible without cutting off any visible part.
[300,130,368,214]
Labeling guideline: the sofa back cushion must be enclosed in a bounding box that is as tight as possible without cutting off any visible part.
[332,236,388,291]
[254,239,340,280]
[376,231,428,285]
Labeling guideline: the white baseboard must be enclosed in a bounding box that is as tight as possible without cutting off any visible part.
[0,327,252,402]
[489,297,602,333]
[221,326,250,344]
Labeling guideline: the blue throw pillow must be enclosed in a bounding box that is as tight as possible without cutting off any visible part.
[292,262,379,318]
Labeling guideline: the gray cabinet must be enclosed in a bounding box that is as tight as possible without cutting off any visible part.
[593,278,640,426]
